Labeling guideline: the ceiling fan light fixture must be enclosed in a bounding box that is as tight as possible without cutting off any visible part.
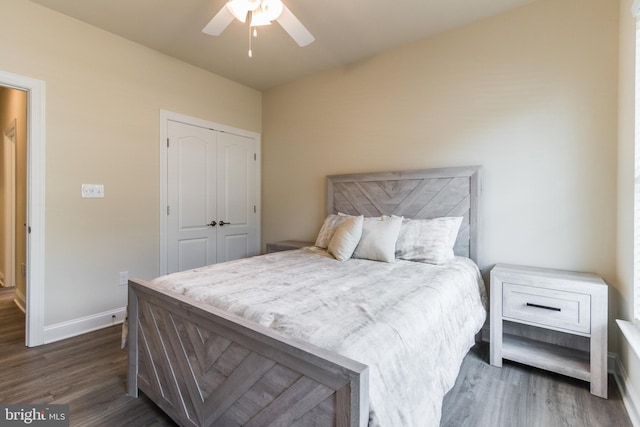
[203,0,314,52]
[246,0,262,11]
[250,10,272,27]
[249,0,283,27]
[226,0,250,23]
[261,0,284,21]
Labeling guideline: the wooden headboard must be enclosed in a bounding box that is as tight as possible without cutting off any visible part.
[327,166,482,265]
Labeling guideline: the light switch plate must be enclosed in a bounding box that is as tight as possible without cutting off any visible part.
[81,184,104,198]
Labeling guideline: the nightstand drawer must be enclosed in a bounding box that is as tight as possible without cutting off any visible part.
[502,282,591,334]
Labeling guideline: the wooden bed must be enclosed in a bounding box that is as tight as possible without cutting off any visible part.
[127,165,482,427]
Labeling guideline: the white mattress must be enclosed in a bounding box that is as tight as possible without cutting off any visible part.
[150,247,488,427]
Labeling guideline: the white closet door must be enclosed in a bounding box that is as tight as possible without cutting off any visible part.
[166,120,259,273]
[167,121,217,273]
[216,132,258,262]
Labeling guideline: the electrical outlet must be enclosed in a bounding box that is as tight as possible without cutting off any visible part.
[119,271,128,286]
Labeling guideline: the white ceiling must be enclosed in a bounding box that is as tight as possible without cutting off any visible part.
[29,0,535,90]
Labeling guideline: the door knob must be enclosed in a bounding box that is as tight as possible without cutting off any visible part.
[219,220,229,226]
[208,220,217,227]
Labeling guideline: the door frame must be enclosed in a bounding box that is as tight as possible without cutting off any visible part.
[159,110,261,275]
[3,120,16,289]
[0,69,46,347]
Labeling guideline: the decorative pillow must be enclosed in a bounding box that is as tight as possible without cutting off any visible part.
[315,214,348,249]
[328,215,364,261]
[353,215,403,262]
[395,217,463,264]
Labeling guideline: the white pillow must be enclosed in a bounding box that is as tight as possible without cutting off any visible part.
[395,217,463,264]
[328,215,364,261]
[353,216,403,262]
[315,214,348,249]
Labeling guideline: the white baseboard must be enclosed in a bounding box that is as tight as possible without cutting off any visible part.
[43,306,127,344]
[13,288,26,313]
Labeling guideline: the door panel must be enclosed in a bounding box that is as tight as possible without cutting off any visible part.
[223,145,249,224]
[178,238,209,272]
[216,132,257,262]
[167,121,217,273]
[220,234,250,263]
[177,137,210,228]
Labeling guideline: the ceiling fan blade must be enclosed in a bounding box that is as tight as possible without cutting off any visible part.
[202,5,235,36]
[276,4,314,47]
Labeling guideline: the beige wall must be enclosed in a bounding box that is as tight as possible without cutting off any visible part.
[618,0,640,407]
[263,0,618,277]
[263,0,620,351]
[0,86,27,300]
[0,0,262,325]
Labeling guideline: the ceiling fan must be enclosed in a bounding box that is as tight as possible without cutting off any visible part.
[202,0,315,56]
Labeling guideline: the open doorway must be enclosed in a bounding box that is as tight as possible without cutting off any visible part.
[0,69,46,347]
[0,87,27,319]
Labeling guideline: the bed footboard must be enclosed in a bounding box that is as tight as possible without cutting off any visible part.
[127,279,369,427]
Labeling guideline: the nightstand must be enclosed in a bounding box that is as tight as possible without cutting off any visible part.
[265,240,313,254]
[489,264,608,398]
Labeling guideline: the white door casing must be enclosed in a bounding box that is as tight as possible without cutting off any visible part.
[160,111,260,275]
[2,120,16,288]
[0,69,46,347]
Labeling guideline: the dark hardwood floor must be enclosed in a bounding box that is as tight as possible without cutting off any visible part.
[0,287,175,426]
[0,286,633,426]
[442,341,632,426]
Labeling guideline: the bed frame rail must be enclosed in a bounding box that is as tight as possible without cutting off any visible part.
[128,279,369,427]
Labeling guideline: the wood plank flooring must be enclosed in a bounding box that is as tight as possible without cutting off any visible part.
[0,287,175,426]
[441,341,632,427]
[0,286,633,426]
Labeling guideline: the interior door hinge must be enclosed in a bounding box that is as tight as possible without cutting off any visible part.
[167,206,170,215]
[254,205,256,213]
[167,138,170,148]
[254,153,256,161]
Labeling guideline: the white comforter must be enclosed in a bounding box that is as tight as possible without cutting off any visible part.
[150,247,487,427]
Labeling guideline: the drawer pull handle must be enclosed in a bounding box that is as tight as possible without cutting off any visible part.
[526,302,561,312]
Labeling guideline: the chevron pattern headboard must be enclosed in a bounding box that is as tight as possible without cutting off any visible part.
[327,166,482,265]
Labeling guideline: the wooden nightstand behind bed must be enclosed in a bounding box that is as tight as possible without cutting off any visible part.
[265,240,314,254]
